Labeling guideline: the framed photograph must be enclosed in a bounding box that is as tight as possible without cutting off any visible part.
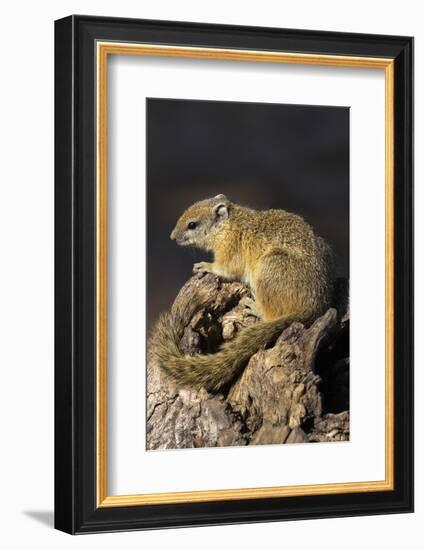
[54,15,413,534]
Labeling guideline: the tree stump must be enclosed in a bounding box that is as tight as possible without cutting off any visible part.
[147,273,349,450]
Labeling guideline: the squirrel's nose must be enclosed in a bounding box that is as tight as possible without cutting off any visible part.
[170,230,176,240]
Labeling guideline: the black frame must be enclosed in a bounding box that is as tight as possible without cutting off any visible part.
[54,15,414,534]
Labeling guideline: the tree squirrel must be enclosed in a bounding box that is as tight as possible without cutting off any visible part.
[153,194,333,392]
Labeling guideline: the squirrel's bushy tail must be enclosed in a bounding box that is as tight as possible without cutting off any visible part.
[151,303,305,392]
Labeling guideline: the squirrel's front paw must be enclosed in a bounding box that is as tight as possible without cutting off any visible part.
[193,261,212,274]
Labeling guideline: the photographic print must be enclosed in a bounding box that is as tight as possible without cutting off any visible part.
[55,17,413,532]
[146,98,349,450]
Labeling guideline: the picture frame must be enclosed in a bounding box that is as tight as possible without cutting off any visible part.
[54,15,413,534]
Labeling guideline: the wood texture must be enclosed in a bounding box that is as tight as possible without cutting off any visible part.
[147,274,350,449]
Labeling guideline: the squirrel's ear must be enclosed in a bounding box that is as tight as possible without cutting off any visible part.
[214,194,227,201]
[213,202,229,221]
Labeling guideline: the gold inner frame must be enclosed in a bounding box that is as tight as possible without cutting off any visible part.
[96,42,395,508]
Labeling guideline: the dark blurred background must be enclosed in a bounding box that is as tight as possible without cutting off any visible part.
[147,98,349,332]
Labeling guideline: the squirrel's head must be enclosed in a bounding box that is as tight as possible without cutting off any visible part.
[170,194,231,250]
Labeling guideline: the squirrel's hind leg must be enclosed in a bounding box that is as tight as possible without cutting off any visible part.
[240,296,262,319]
[254,251,309,322]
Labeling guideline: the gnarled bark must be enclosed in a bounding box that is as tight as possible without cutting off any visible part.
[147,273,349,450]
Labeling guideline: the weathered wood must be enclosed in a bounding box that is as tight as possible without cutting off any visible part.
[147,273,349,450]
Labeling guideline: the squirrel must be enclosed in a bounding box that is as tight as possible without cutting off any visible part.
[152,194,333,392]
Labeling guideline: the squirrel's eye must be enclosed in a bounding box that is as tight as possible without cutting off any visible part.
[187,221,197,230]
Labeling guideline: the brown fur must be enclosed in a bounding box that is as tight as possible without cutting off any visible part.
[153,195,333,391]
